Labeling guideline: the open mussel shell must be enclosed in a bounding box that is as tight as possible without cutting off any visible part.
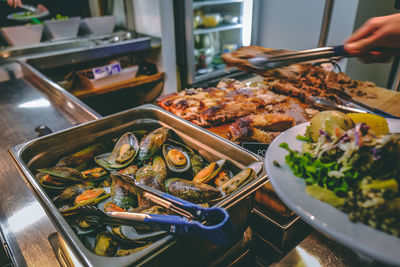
[36,173,70,190]
[192,159,225,184]
[81,167,109,182]
[162,144,190,173]
[117,226,167,245]
[218,161,263,195]
[56,143,105,167]
[74,187,111,206]
[94,232,118,257]
[71,216,103,236]
[37,166,83,182]
[95,132,139,170]
[52,182,95,206]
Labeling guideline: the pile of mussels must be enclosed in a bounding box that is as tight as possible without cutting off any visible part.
[35,127,261,257]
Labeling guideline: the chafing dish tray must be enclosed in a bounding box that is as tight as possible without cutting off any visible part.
[9,104,266,266]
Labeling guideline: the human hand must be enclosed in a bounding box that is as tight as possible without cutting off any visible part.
[36,4,48,12]
[6,0,22,8]
[344,13,400,63]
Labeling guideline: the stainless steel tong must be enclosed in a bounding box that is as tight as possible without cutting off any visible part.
[63,172,237,246]
[306,95,400,119]
[249,45,348,70]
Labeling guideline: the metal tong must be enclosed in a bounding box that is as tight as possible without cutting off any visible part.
[249,45,348,70]
[306,95,400,119]
[63,172,237,246]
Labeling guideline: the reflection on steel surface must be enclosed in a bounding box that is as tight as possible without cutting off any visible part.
[7,202,46,233]
[272,232,368,267]
[18,98,51,109]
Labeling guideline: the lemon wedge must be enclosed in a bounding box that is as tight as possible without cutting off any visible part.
[347,113,389,135]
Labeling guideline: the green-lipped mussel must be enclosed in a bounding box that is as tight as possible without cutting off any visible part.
[94,232,118,257]
[111,173,138,209]
[138,127,169,162]
[219,162,263,195]
[192,159,225,184]
[37,166,83,183]
[38,127,262,258]
[162,144,191,173]
[95,132,139,169]
[56,143,105,167]
[165,178,223,203]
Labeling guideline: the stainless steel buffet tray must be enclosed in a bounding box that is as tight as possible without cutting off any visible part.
[9,104,267,266]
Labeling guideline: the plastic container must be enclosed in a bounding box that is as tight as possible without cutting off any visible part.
[80,15,116,36]
[43,17,81,40]
[77,65,139,91]
[0,24,43,46]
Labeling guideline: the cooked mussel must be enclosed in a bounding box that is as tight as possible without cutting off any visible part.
[151,156,167,180]
[94,232,118,257]
[118,164,139,176]
[192,159,225,184]
[53,182,94,205]
[36,173,71,190]
[139,205,168,215]
[74,188,111,206]
[37,166,83,182]
[81,167,108,181]
[219,162,263,195]
[95,132,139,169]
[103,202,126,212]
[213,170,232,187]
[136,167,166,192]
[162,144,190,173]
[190,153,204,176]
[165,178,223,203]
[116,244,152,257]
[56,143,105,167]
[138,127,169,162]
[111,173,138,209]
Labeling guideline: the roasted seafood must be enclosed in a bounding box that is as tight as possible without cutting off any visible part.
[229,113,295,143]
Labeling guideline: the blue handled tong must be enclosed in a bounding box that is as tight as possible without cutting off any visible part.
[65,172,237,246]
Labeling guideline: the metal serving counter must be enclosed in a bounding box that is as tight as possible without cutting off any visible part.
[0,61,100,266]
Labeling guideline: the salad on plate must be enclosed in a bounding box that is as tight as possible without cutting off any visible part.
[279,110,400,237]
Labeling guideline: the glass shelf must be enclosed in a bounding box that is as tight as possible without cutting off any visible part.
[193,0,243,8]
[194,23,242,35]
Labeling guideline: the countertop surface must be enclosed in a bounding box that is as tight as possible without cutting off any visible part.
[0,61,99,266]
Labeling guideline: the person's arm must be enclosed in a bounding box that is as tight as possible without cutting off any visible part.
[6,0,22,8]
[343,13,400,63]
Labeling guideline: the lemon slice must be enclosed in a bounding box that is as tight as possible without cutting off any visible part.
[347,113,389,135]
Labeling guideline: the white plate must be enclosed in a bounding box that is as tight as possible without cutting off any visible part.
[7,10,49,21]
[265,119,400,265]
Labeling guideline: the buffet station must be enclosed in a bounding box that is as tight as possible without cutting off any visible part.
[1,5,400,266]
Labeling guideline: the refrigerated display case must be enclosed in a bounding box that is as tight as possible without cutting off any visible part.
[174,0,257,87]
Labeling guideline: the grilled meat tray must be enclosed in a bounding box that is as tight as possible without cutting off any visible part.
[9,104,267,266]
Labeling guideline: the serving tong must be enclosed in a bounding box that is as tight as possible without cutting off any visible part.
[247,45,400,119]
[248,45,348,70]
[62,172,237,246]
[306,95,400,119]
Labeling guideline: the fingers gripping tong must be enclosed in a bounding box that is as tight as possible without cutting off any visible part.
[248,45,348,70]
[63,172,237,246]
